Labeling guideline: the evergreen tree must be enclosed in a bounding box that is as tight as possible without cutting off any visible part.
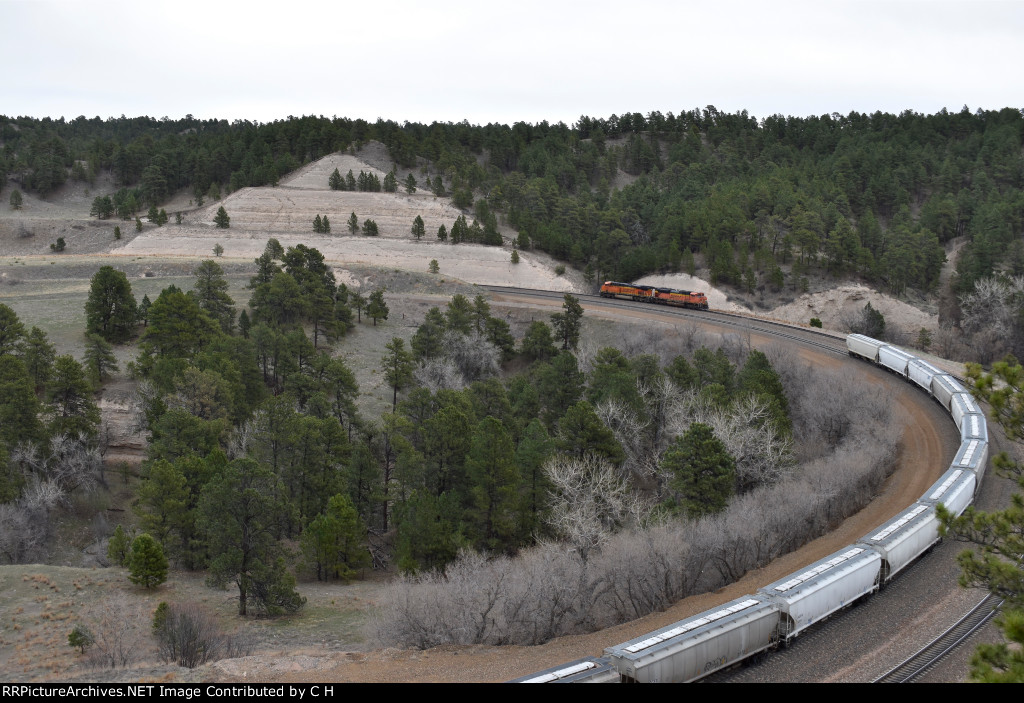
[199,458,305,616]
[383,170,398,193]
[555,400,624,464]
[395,490,464,573]
[363,219,379,236]
[47,355,101,438]
[350,292,366,323]
[663,423,735,517]
[329,168,343,190]
[465,417,521,552]
[404,173,417,194]
[137,295,152,326]
[83,332,118,384]
[321,215,330,234]
[313,214,323,233]
[127,534,169,589]
[520,321,557,362]
[345,170,356,191]
[511,249,520,264]
[382,337,413,411]
[366,289,389,326]
[22,326,56,395]
[192,260,235,333]
[437,224,447,242]
[0,303,26,357]
[347,212,359,235]
[214,206,230,229]
[550,294,584,351]
[9,189,23,210]
[90,195,114,219]
[107,525,133,567]
[411,215,425,240]
[0,354,44,450]
[300,494,370,581]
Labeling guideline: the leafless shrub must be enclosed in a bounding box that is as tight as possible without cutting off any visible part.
[413,357,466,392]
[84,594,149,669]
[154,602,248,668]
[621,329,661,358]
[441,331,499,382]
[0,500,47,564]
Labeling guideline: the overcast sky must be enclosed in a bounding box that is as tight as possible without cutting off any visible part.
[3,0,1022,126]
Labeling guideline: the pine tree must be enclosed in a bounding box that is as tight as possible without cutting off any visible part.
[550,294,584,351]
[404,174,417,194]
[366,288,389,327]
[83,333,118,384]
[322,215,330,234]
[313,214,323,233]
[199,458,305,616]
[85,266,137,343]
[411,215,425,240]
[382,337,413,411]
[348,212,359,235]
[128,534,168,589]
[465,417,520,552]
[363,219,379,236]
[329,168,343,191]
[214,206,230,229]
[300,494,370,581]
[663,423,735,517]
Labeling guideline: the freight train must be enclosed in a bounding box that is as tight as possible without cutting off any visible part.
[512,333,986,683]
[599,281,710,310]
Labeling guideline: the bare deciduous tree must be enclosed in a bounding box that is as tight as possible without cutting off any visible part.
[413,357,466,393]
[543,452,648,561]
[442,331,500,382]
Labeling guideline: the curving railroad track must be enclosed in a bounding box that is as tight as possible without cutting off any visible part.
[261,285,993,683]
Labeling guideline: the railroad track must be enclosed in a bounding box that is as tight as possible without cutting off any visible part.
[482,285,850,358]
[874,594,1002,683]
[484,284,988,682]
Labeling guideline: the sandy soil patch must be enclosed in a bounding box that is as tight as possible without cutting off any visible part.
[768,283,937,333]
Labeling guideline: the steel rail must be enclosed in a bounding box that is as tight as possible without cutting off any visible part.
[873,593,1002,683]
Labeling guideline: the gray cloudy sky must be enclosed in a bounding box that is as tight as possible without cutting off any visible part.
[3,0,1022,125]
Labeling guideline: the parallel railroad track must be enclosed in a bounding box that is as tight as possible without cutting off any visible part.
[874,594,1002,683]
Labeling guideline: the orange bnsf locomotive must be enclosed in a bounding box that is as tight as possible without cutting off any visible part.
[599,281,709,310]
